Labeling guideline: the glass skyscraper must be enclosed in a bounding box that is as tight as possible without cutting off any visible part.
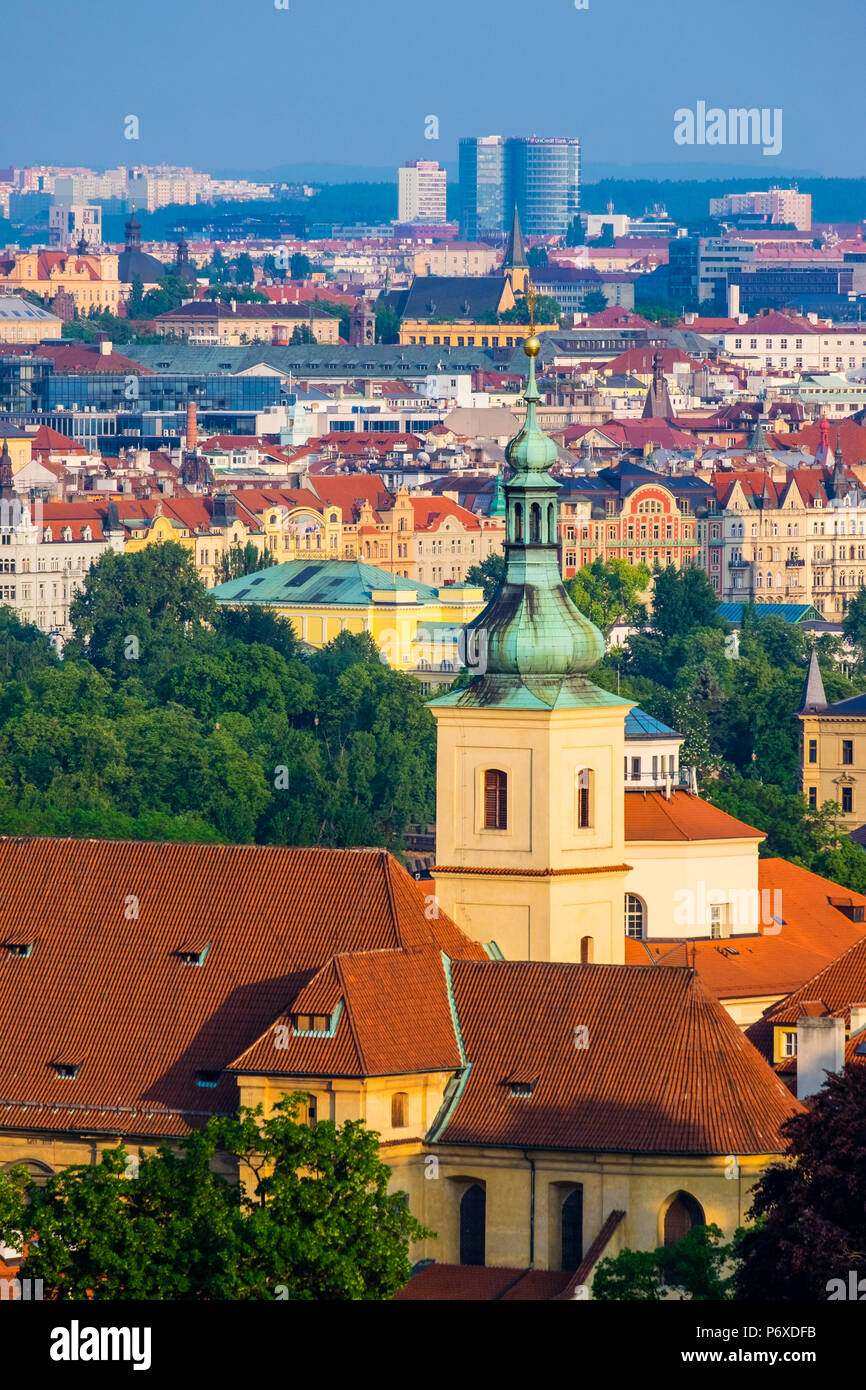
[459,136,580,240]
[458,136,506,240]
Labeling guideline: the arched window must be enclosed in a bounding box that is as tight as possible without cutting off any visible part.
[575,768,592,829]
[561,1188,583,1270]
[766,572,773,589]
[547,504,556,543]
[513,502,524,542]
[756,573,762,588]
[3,1158,53,1188]
[460,1184,486,1266]
[625,894,645,940]
[663,1192,705,1246]
[580,935,594,963]
[483,769,507,830]
[530,503,541,543]
[391,1092,408,1128]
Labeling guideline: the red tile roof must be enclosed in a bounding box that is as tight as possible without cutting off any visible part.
[410,497,482,532]
[394,1263,575,1300]
[441,959,800,1154]
[626,860,866,1003]
[624,790,765,843]
[0,839,484,1140]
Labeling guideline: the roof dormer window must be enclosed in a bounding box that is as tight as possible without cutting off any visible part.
[175,941,210,966]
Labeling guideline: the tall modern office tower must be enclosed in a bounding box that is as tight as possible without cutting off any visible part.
[458,137,506,240]
[397,161,447,224]
[459,136,580,240]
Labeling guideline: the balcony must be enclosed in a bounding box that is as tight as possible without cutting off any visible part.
[785,557,805,568]
[729,559,750,570]
[624,767,697,793]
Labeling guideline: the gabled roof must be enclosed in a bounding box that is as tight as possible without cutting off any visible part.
[624,790,764,843]
[230,948,463,1079]
[0,839,482,1139]
[627,860,866,1003]
[439,960,800,1154]
[394,276,509,323]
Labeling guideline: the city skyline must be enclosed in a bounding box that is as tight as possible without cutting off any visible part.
[3,0,864,177]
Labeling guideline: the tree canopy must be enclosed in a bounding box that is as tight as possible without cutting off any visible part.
[8,1096,429,1300]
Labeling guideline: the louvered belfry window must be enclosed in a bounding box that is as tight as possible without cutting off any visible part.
[483,769,507,830]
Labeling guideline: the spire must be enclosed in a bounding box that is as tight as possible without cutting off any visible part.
[815,415,832,468]
[489,467,506,517]
[503,205,527,270]
[428,331,628,711]
[125,205,141,251]
[798,646,827,715]
[642,350,672,420]
[749,411,770,451]
[0,440,13,493]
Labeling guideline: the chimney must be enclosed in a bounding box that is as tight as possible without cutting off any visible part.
[186,401,198,452]
[796,1015,845,1100]
[727,283,740,318]
[850,1003,866,1036]
[364,379,374,399]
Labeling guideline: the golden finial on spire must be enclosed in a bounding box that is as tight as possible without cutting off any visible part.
[524,279,540,357]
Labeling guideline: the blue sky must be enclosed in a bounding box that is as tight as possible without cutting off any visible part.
[3,0,862,177]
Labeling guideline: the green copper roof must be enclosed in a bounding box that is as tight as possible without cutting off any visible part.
[428,339,623,711]
[212,558,440,607]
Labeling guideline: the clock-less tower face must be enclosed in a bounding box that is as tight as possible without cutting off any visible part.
[427,330,633,965]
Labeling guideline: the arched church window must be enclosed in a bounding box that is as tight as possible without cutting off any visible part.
[625,894,645,940]
[575,767,592,829]
[460,1184,486,1266]
[483,769,507,830]
[547,504,556,543]
[530,503,541,543]
[663,1192,705,1246]
[561,1188,584,1270]
[513,503,524,542]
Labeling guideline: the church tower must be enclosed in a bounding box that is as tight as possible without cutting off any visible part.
[428,327,633,964]
[503,205,530,296]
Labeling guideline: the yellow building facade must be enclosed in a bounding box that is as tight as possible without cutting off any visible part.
[797,647,866,831]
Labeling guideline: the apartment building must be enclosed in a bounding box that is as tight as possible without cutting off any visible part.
[720,312,866,372]
[701,458,866,615]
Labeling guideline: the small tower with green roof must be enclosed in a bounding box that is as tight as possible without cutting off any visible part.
[428,316,634,965]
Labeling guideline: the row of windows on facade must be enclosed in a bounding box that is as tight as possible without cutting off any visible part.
[457,1184,705,1269]
[807,738,858,766]
[807,784,855,812]
[483,768,591,832]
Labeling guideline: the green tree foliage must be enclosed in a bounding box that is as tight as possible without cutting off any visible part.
[66,542,216,684]
[127,274,144,318]
[15,1096,430,1300]
[233,251,254,285]
[499,295,562,325]
[566,216,585,246]
[526,247,548,267]
[375,304,401,344]
[217,541,276,584]
[594,1225,738,1300]
[0,551,437,852]
[842,588,866,673]
[565,558,650,634]
[466,551,505,601]
[580,290,609,315]
[140,274,190,317]
[736,1067,866,1300]
[290,252,312,279]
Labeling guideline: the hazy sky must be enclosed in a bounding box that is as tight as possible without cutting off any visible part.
[3,0,862,177]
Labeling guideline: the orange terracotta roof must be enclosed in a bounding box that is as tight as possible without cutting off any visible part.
[410,497,481,531]
[0,839,484,1140]
[441,959,800,1154]
[394,1264,575,1300]
[624,790,765,843]
[626,860,866,1003]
